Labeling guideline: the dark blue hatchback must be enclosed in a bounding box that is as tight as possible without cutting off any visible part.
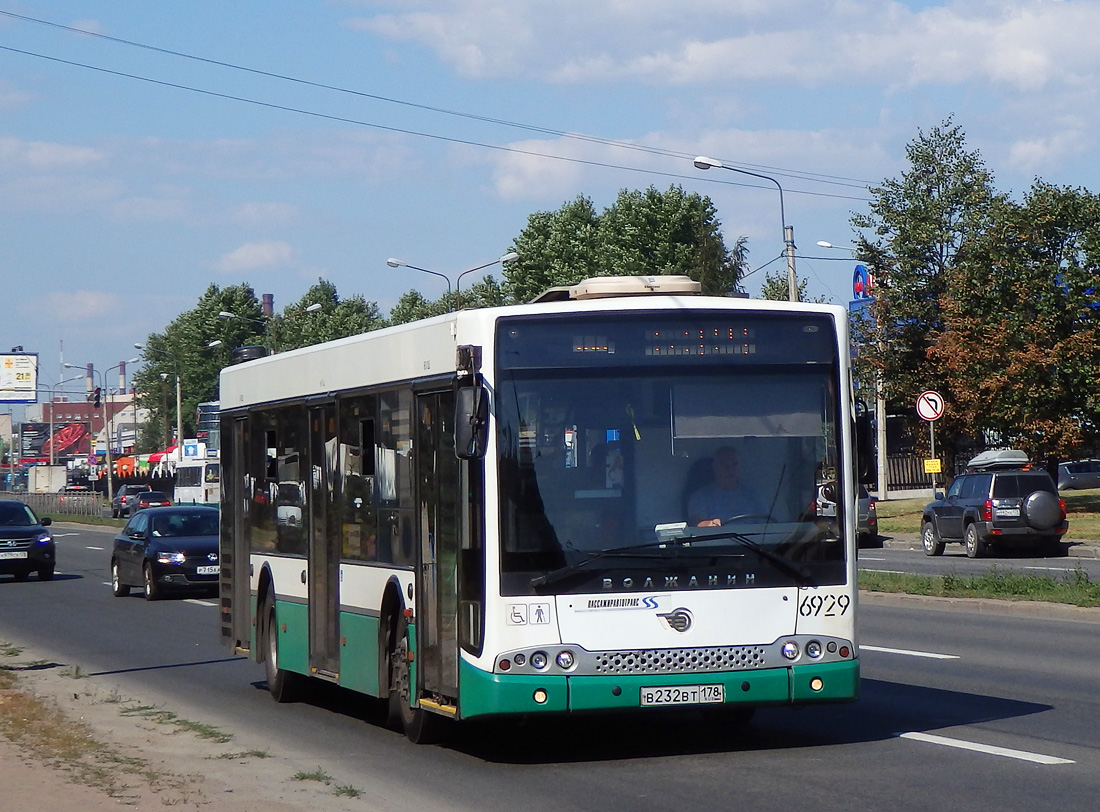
[111,505,219,600]
[0,500,55,582]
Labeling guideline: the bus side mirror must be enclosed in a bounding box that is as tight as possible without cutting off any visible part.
[455,383,489,460]
[855,400,874,485]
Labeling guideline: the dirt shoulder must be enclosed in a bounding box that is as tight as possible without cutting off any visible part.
[0,639,377,812]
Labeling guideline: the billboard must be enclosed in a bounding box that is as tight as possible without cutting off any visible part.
[0,353,38,403]
[20,421,92,463]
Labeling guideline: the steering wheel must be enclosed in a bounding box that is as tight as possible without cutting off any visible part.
[721,513,772,524]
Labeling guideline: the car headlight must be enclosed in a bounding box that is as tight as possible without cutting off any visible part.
[156,552,186,565]
[35,531,53,545]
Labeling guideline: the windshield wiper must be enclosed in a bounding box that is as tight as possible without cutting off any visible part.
[686,526,815,586]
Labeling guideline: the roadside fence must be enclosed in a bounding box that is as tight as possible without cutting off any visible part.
[0,491,105,517]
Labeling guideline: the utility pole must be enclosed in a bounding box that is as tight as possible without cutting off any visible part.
[785,225,798,302]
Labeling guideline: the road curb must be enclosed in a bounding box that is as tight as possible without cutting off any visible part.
[859,589,1100,622]
[879,533,1100,558]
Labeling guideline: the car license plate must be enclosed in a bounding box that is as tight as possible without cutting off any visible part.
[196,565,220,575]
[640,684,724,707]
[0,551,28,560]
[995,508,1020,518]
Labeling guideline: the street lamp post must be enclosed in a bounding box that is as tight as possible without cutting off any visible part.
[693,156,798,302]
[134,344,182,456]
[218,303,321,353]
[386,252,519,310]
[63,358,138,507]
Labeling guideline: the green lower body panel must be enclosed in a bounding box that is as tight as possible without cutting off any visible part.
[458,658,860,720]
[339,612,381,696]
[274,600,309,676]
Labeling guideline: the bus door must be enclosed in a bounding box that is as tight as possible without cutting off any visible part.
[415,390,461,699]
[307,402,341,678]
[221,416,252,653]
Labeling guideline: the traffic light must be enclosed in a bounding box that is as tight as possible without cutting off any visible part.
[93,387,102,407]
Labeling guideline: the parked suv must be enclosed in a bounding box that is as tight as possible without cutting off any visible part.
[921,450,1067,558]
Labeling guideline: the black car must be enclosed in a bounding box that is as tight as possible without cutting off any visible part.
[132,490,172,515]
[111,506,219,600]
[0,500,55,581]
[112,484,149,518]
[921,450,1067,558]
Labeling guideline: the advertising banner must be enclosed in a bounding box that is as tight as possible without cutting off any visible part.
[20,421,92,463]
[0,353,38,403]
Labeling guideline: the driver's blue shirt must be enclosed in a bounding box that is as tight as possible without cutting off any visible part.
[687,482,768,525]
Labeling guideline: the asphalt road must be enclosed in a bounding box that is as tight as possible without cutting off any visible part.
[859,541,1100,579]
[2,524,1099,812]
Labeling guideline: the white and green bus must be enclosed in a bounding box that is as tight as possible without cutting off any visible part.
[218,276,865,743]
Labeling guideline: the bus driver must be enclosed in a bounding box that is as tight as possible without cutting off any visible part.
[687,446,768,527]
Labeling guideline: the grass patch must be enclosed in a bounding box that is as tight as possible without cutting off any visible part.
[333,784,363,797]
[293,767,333,783]
[860,566,1100,607]
[120,704,232,743]
[211,748,271,760]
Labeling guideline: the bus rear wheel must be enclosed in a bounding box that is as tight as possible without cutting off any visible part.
[388,616,447,744]
[262,593,303,703]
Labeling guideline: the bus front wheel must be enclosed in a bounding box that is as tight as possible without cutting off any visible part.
[388,615,447,744]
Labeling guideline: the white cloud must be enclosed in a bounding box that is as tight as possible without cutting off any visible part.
[0,137,104,169]
[31,290,121,321]
[348,1,1100,94]
[212,241,297,273]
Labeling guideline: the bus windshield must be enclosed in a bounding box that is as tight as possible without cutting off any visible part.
[495,311,847,596]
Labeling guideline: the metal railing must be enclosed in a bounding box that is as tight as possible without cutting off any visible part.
[0,491,105,517]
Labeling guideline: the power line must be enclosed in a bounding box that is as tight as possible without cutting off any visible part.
[0,9,875,192]
[0,43,871,204]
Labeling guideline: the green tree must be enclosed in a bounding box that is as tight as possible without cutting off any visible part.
[502,186,747,302]
[851,117,1001,466]
[503,195,601,303]
[274,279,385,352]
[133,283,261,450]
[759,266,821,302]
[931,183,1100,467]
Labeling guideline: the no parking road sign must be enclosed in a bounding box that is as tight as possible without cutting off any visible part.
[916,390,945,422]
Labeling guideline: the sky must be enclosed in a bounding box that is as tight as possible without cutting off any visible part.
[3,0,1100,408]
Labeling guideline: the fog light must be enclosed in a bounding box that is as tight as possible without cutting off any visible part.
[781,641,800,660]
[530,651,548,670]
[556,650,575,670]
[810,677,824,692]
[806,640,823,659]
[533,689,548,704]
[513,653,526,666]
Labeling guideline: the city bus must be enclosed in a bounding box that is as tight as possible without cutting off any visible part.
[218,275,866,743]
[174,456,220,507]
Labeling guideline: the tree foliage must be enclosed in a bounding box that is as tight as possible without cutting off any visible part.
[932,183,1100,461]
[133,280,383,451]
[852,118,1000,464]
[759,264,821,302]
[502,185,747,302]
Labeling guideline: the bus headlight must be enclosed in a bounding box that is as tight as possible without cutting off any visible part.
[555,650,575,670]
[781,641,800,660]
[530,651,548,670]
[806,640,823,659]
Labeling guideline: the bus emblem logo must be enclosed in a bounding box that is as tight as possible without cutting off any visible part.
[658,608,693,633]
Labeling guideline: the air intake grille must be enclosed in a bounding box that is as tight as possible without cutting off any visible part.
[591,646,767,675]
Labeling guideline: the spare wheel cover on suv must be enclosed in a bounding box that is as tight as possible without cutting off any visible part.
[1023,490,1061,531]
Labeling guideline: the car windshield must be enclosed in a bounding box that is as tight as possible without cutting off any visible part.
[494,311,847,596]
[0,502,36,526]
[151,512,218,537]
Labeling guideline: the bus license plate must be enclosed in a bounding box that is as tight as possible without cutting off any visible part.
[196,565,220,575]
[0,551,28,560]
[640,684,724,707]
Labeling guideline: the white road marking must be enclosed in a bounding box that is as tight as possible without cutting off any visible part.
[183,599,217,607]
[859,556,887,561]
[51,533,79,538]
[86,545,105,551]
[899,732,1074,765]
[862,645,959,660]
[1023,566,1076,573]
